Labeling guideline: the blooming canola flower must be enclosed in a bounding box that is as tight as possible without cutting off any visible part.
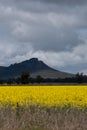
[0,86,87,108]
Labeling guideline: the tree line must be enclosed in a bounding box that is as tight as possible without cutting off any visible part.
[0,72,87,85]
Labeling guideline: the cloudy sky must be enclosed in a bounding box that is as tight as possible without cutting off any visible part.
[0,0,87,74]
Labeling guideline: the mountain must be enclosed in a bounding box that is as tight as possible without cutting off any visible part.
[0,58,74,79]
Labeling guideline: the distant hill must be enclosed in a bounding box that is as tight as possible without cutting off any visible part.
[0,58,74,79]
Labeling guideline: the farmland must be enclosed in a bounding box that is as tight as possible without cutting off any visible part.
[0,86,87,108]
[0,86,87,130]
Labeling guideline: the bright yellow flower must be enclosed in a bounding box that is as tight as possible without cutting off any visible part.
[0,86,87,108]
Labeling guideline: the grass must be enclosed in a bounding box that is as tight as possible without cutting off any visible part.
[0,104,87,130]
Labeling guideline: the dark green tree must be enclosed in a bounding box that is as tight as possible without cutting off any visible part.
[36,75,43,84]
[20,71,30,84]
[76,72,84,83]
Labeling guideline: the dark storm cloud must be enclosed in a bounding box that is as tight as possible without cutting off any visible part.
[13,24,81,51]
[16,0,87,5]
[12,0,87,14]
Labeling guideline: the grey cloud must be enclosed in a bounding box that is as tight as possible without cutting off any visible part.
[26,28,81,52]
[2,0,87,5]
[0,2,84,52]
[16,0,87,5]
[0,0,84,13]
[12,19,81,51]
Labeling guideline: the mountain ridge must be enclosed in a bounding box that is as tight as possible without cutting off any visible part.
[0,58,74,79]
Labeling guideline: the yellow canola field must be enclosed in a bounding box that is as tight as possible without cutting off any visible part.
[0,86,87,108]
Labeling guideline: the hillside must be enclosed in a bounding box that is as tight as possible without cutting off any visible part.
[0,58,74,79]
